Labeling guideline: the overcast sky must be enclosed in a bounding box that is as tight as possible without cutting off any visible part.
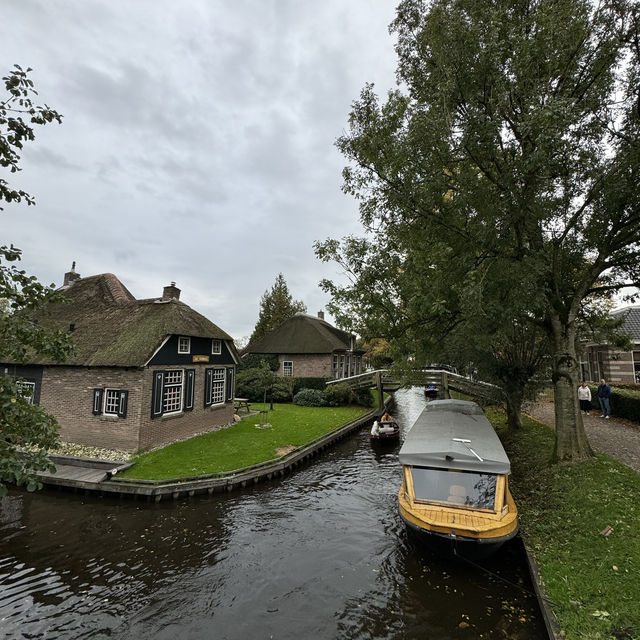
[1,0,399,340]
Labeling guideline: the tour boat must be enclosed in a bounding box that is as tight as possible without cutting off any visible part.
[398,399,518,556]
[370,415,400,441]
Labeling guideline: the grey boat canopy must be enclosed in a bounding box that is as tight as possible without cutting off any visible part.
[399,399,511,475]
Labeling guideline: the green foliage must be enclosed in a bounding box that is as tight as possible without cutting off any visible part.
[317,0,640,459]
[0,377,60,496]
[239,353,279,371]
[271,376,297,402]
[293,388,327,407]
[120,403,369,480]
[235,365,275,403]
[0,65,72,496]
[249,273,306,344]
[589,386,640,422]
[491,409,640,639]
[323,382,374,407]
[293,377,328,392]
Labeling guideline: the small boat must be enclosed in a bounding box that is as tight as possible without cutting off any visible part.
[398,399,518,557]
[424,384,439,398]
[370,413,400,441]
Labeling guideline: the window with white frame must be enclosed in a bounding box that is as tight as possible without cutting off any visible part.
[212,339,222,355]
[163,370,184,413]
[92,388,128,417]
[103,389,121,415]
[283,361,293,377]
[211,368,225,404]
[17,380,35,404]
[178,336,191,354]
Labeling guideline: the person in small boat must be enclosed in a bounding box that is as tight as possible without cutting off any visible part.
[578,382,591,415]
[381,412,393,423]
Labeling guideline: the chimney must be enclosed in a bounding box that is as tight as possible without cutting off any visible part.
[63,261,81,286]
[162,282,181,301]
[317,310,325,321]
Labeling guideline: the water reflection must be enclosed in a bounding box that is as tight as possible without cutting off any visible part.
[0,388,545,639]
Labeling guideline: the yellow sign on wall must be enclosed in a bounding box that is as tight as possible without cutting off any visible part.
[192,355,210,363]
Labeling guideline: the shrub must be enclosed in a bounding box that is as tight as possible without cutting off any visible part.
[323,383,374,408]
[323,382,353,406]
[236,367,274,402]
[589,385,640,422]
[294,377,329,392]
[293,388,327,407]
[271,377,297,403]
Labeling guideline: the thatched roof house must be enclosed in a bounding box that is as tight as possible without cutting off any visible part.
[244,312,364,379]
[1,267,239,451]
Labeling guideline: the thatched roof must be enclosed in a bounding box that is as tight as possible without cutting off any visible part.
[246,312,359,355]
[33,273,234,367]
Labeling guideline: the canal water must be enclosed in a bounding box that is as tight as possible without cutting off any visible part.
[0,388,547,639]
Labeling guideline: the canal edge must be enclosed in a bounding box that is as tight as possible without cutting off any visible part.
[520,536,563,640]
[33,398,393,501]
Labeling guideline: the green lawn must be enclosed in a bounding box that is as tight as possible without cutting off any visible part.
[119,402,371,481]
[487,407,640,640]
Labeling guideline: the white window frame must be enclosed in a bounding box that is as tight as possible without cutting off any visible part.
[283,361,293,377]
[162,369,184,414]
[103,388,121,415]
[212,339,222,355]
[17,380,35,404]
[210,367,226,405]
[178,336,191,354]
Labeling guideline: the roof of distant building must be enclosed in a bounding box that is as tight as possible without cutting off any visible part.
[612,306,640,342]
[246,312,361,355]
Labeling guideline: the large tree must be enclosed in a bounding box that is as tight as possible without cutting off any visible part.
[1,66,73,496]
[249,273,306,344]
[318,0,640,461]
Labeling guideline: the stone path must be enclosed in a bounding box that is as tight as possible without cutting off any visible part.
[525,400,640,473]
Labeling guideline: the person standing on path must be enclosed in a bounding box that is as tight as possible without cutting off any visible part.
[578,382,592,415]
[597,378,612,419]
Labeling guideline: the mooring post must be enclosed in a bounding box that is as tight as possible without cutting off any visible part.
[376,371,384,410]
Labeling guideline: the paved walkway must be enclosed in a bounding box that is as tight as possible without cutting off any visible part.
[525,400,640,472]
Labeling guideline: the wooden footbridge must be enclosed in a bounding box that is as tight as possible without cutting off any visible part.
[326,368,504,409]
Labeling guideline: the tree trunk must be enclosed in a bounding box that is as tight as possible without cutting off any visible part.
[550,315,593,462]
[504,385,524,430]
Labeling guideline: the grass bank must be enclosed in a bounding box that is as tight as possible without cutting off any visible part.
[119,402,372,481]
[487,407,640,640]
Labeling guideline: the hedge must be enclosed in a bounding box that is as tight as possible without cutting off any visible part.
[589,385,640,422]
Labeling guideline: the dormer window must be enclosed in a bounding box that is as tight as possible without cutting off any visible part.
[212,339,222,355]
[178,336,191,354]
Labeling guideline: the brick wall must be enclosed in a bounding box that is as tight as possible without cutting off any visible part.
[138,365,235,451]
[40,364,236,452]
[277,354,332,378]
[40,366,143,450]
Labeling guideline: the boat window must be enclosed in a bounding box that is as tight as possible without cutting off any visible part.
[411,467,498,510]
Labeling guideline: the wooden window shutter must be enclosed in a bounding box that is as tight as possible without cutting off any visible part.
[204,368,213,407]
[225,368,234,402]
[92,389,104,415]
[151,371,165,418]
[185,369,195,411]
[117,390,129,418]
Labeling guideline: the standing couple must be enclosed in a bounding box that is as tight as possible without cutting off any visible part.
[578,379,611,418]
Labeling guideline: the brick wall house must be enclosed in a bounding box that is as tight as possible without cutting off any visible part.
[1,269,239,451]
[580,306,640,383]
[244,312,365,379]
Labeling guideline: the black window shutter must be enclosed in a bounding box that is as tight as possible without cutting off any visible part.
[204,368,213,407]
[92,389,104,415]
[226,368,234,402]
[185,369,195,411]
[117,390,129,418]
[151,371,165,418]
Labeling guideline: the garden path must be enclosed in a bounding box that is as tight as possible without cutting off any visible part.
[524,399,640,473]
